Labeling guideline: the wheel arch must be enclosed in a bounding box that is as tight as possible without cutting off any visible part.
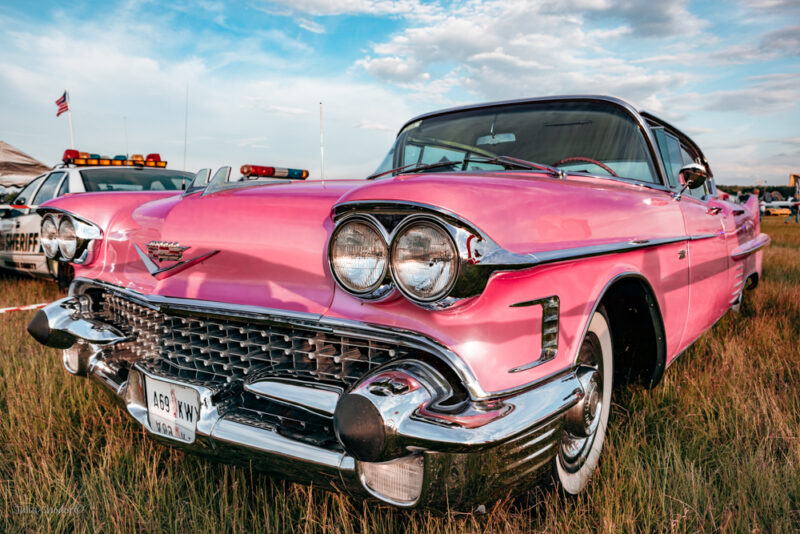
[575,272,667,390]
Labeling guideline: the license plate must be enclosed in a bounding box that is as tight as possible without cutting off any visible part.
[144,376,200,444]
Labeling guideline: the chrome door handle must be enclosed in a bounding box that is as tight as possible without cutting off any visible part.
[707,207,722,215]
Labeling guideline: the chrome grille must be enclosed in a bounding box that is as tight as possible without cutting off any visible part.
[96,291,407,389]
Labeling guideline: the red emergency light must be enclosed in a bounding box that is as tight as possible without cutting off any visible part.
[240,165,309,180]
[62,149,168,168]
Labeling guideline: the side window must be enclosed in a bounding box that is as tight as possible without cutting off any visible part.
[664,134,684,188]
[652,128,684,187]
[652,128,678,187]
[57,174,71,197]
[32,172,65,206]
[13,176,45,205]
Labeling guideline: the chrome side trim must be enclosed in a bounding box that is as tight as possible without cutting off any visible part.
[690,232,722,241]
[731,233,771,260]
[333,200,702,310]
[508,296,560,373]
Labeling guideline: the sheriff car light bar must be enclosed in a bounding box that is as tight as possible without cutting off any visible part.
[240,165,309,180]
[62,149,167,168]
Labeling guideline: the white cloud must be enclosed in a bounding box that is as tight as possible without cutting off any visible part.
[297,17,325,33]
[355,56,429,83]
[355,119,394,131]
[0,10,415,179]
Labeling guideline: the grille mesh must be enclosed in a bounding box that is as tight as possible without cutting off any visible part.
[96,291,407,389]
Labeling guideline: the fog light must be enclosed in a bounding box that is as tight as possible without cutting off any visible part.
[63,345,81,374]
[125,370,145,408]
[358,455,424,505]
[62,342,93,376]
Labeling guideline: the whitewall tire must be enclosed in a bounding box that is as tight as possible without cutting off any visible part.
[555,307,613,494]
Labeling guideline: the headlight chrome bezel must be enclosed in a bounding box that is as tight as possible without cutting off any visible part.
[328,215,394,300]
[329,211,469,308]
[41,215,60,259]
[389,217,460,304]
[39,210,102,264]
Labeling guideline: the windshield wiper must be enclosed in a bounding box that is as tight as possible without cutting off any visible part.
[366,160,463,180]
[463,155,567,179]
[367,155,567,180]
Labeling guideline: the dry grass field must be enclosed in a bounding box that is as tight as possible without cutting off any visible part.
[1,217,798,533]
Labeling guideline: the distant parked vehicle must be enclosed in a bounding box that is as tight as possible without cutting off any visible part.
[763,198,796,216]
[0,149,192,284]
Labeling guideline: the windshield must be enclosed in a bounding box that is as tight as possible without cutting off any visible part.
[80,168,194,192]
[372,100,657,183]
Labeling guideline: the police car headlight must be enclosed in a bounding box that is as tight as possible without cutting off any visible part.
[330,218,388,295]
[41,216,59,259]
[58,217,78,260]
[391,220,458,303]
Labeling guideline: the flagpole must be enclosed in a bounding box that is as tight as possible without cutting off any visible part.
[319,101,324,180]
[66,90,75,149]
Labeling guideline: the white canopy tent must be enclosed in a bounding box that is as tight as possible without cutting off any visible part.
[0,141,50,188]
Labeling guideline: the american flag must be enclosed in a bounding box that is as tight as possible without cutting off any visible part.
[55,91,69,117]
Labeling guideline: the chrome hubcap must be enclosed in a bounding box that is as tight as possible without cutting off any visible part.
[560,331,604,473]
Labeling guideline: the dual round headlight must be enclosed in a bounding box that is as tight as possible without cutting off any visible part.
[330,217,459,303]
[330,220,389,294]
[41,214,83,261]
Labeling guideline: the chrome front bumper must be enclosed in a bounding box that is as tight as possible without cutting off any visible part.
[29,291,582,509]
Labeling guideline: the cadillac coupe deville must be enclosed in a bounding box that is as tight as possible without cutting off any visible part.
[28,96,768,509]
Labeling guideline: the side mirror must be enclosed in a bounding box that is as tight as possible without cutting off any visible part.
[674,163,709,201]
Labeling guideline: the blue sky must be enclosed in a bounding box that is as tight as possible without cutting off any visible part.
[0,0,798,185]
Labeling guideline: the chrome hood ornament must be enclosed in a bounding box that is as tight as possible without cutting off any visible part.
[146,241,189,263]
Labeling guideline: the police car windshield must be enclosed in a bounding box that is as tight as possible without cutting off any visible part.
[80,168,194,192]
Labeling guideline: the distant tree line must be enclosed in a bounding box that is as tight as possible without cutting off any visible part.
[717,185,796,201]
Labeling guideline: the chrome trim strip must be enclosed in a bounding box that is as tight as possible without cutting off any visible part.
[731,233,771,260]
[333,200,705,310]
[689,232,721,241]
[508,296,559,373]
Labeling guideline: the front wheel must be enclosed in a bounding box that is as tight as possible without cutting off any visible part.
[554,307,613,494]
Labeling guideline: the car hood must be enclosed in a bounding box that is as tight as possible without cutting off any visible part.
[69,181,362,316]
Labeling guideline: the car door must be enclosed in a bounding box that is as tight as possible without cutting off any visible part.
[659,133,732,344]
[8,171,66,275]
[1,175,45,272]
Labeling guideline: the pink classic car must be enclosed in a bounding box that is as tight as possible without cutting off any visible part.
[27,96,769,509]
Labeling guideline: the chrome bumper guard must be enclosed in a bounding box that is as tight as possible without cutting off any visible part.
[30,295,582,509]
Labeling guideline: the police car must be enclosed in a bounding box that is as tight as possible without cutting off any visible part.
[0,149,193,284]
